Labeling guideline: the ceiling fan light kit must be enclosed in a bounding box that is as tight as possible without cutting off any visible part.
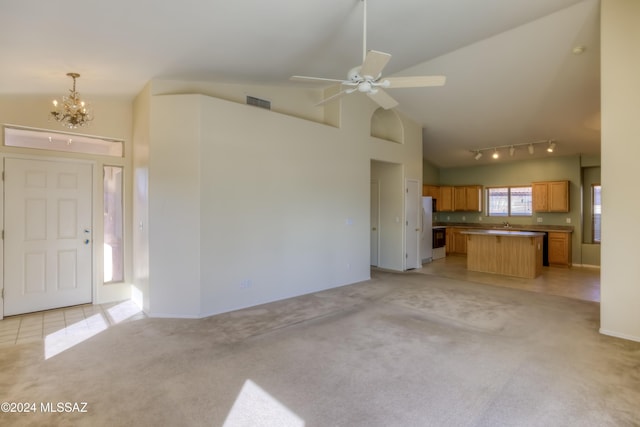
[472,140,557,161]
[289,0,445,110]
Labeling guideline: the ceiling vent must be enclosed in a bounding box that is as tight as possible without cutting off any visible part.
[246,96,271,110]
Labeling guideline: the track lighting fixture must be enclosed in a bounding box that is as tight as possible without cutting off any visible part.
[469,139,557,161]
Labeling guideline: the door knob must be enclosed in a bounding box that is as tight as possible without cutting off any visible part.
[372,227,377,231]
[84,239,90,245]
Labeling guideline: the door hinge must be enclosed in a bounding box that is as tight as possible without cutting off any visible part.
[1,288,3,300]
[1,230,3,240]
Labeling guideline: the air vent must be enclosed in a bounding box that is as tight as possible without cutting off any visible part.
[246,96,271,110]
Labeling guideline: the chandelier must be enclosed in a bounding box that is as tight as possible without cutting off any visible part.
[50,72,93,129]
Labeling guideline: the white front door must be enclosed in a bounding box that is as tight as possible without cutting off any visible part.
[4,158,93,316]
[405,179,420,270]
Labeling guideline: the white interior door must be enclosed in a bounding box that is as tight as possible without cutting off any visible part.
[4,158,93,316]
[405,179,420,270]
[370,180,379,266]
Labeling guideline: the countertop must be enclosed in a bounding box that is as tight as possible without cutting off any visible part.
[460,229,545,237]
[433,222,573,233]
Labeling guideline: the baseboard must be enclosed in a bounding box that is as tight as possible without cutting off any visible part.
[599,328,640,343]
[147,312,201,319]
[572,263,601,269]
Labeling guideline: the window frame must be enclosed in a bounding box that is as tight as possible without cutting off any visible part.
[486,185,533,217]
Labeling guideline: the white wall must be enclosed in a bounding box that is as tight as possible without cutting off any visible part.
[600,0,640,342]
[132,84,151,312]
[136,81,422,318]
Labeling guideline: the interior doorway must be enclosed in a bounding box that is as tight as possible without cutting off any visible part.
[370,179,379,266]
[370,160,404,271]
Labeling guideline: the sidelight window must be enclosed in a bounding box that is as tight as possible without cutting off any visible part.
[104,166,124,283]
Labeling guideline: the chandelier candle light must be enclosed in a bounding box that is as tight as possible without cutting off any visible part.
[50,72,93,129]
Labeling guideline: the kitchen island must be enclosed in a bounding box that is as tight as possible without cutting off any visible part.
[461,229,545,279]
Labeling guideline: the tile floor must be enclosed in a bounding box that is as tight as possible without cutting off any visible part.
[416,254,601,302]
[0,300,145,348]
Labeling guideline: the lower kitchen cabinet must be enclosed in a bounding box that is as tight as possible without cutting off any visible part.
[547,232,572,267]
[446,228,468,255]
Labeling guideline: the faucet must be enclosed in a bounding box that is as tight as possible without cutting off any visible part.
[502,221,511,228]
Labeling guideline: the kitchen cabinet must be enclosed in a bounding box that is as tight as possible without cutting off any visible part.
[422,185,440,199]
[548,232,572,267]
[454,185,482,212]
[439,186,454,211]
[464,230,544,278]
[532,181,569,212]
[446,228,468,254]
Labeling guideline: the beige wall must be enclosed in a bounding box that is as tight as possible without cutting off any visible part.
[136,83,422,318]
[600,0,640,342]
[132,84,151,312]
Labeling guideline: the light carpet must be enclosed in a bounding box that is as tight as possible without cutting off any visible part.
[1,270,639,426]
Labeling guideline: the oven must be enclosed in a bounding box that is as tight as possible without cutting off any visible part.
[432,226,446,259]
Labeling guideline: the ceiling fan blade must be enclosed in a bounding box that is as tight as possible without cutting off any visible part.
[360,50,392,79]
[384,75,446,88]
[290,75,345,84]
[367,89,399,110]
[315,90,349,107]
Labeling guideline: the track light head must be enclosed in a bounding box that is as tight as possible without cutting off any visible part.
[509,146,515,156]
[528,144,534,154]
[547,140,556,152]
[474,151,482,160]
[492,149,499,159]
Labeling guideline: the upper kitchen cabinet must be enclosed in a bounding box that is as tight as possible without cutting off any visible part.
[439,186,454,211]
[422,185,440,199]
[532,181,569,212]
[454,185,483,212]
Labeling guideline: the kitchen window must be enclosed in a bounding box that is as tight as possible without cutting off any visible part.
[487,186,532,217]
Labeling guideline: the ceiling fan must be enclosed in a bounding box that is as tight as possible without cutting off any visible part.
[290,0,446,110]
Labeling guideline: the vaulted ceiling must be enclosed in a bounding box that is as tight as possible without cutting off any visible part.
[0,0,600,168]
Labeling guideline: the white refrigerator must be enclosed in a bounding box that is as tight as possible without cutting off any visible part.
[420,197,433,263]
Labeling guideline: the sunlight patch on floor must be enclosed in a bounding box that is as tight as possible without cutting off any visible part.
[44,314,108,359]
[223,379,305,427]
[43,300,143,359]
[107,300,143,324]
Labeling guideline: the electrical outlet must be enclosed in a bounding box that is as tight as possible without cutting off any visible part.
[566,218,571,224]
[478,216,482,221]
[462,216,466,221]
[240,279,252,289]
[537,217,543,223]
[447,216,450,220]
